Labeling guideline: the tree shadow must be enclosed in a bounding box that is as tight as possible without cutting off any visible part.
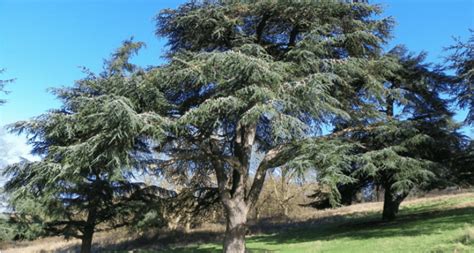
[96,230,224,253]
[249,206,474,246]
[51,206,473,252]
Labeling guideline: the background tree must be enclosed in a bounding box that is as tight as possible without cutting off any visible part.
[266,166,306,217]
[445,30,474,125]
[448,140,474,186]
[0,68,13,106]
[325,47,465,221]
[152,0,393,251]
[254,166,315,218]
[3,41,164,253]
[0,68,14,239]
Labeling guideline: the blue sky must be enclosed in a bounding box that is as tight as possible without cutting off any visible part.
[0,0,473,143]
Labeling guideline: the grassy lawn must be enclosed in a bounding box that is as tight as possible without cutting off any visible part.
[7,194,470,253]
[131,194,474,253]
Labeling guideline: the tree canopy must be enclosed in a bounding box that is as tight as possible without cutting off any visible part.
[304,45,469,220]
[2,1,472,253]
[150,0,399,251]
[3,41,167,253]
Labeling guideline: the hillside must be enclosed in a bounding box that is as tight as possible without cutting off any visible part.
[2,192,473,253]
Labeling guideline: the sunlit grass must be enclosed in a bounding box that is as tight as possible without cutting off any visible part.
[134,194,474,253]
[6,194,472,253]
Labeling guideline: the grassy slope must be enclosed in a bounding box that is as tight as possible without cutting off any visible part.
[3,193,473,253]
[157,194,474,253]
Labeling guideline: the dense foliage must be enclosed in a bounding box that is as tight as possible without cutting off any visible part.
[2,1,472,253]
[151,1,401,251]
[3,41,168,253]
[304,46,469,220]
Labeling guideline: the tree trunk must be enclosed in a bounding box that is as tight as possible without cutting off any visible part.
[223,200,248,253]
[382,186,406,221]
[184,220,192,233]
[283,205,289,217]
[80,206,97,253]
[375,184,381,202]
[80,227,94,253]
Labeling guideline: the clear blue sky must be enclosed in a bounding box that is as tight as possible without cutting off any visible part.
[1,0,473,136]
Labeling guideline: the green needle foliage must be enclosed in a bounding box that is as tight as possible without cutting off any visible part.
[287,138,363,208]
[3,40,167,253]
[0,68,13,106]
[315,46,468,221]
[151,0,395,251]
[445,30,474,125]
[2,1,471,252]
[449,140,474,186]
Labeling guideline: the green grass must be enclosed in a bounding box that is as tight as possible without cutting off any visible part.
[114,194,474,253]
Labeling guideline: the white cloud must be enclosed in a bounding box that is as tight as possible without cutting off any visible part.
[0,127,37,167]
[0,127,38,188]
[0,127,38,212]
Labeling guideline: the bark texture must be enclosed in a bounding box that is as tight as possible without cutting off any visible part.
[223,199,248,253]
[80,208,96,253]
[382,186,407,221]
[80,228,94,253]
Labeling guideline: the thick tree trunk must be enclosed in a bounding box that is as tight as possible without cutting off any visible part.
[382,186,407,221]
[223,200,248,253]
[80,227,94,253]
[215,124,270,253]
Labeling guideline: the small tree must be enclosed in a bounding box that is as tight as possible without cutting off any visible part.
[150,1,393,250]
[3,41,163,253]
[254,166,314,218]
[267,166,306,217]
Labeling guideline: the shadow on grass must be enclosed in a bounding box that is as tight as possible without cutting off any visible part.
[249,206,474,246]
[53,206,473,252]
[154,247,276,253]
[94,229,224,253]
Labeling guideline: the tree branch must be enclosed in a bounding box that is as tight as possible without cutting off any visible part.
[323,124,382,139]
[211,158,231,204]
[288,25,300,48]
[246,144,289,206]
[256,14,270,43]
